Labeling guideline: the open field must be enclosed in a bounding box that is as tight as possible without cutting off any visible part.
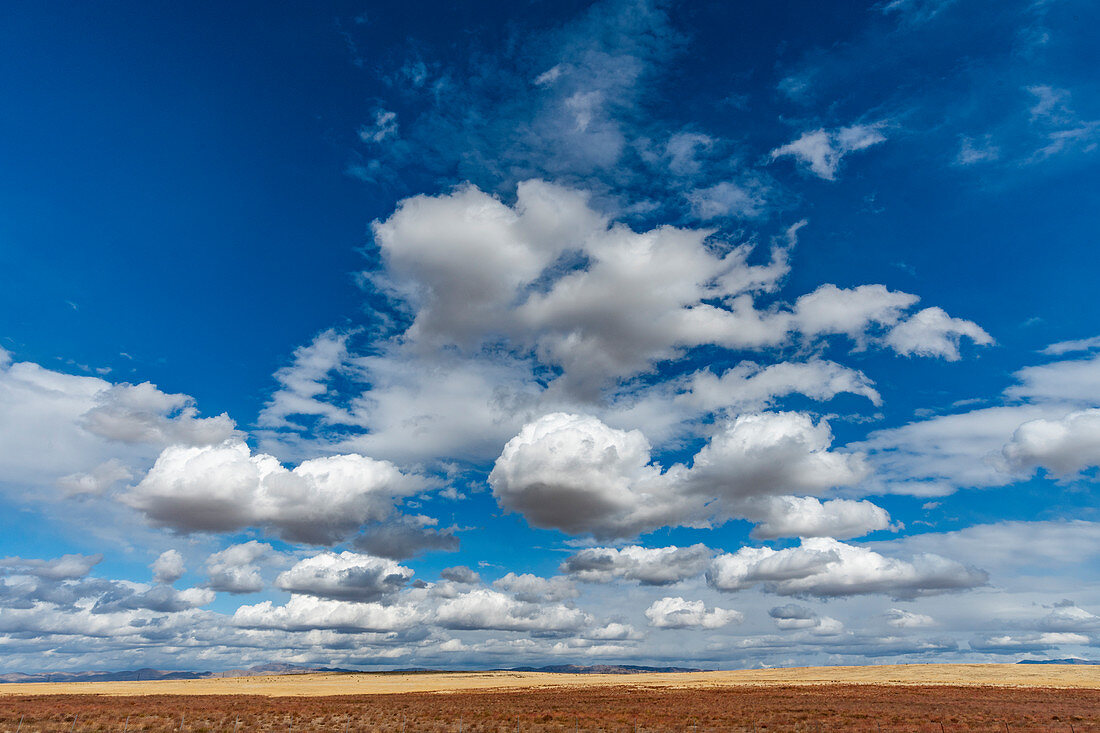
[1,664,1097,697]
[1,683,1099,732]
[1,667,1099,732]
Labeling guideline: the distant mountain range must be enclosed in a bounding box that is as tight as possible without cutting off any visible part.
[1016,658,1100,665]
[0,663,357,684]
[2,660,704,682]
[0,662,706,684]
[505,664,706,674]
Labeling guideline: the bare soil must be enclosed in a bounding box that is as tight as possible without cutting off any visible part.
[1,677,1099,732]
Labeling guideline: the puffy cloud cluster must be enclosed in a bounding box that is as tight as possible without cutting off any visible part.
[352,516,460,560]
[861,350,1100,496]
[490,411,877,539]
[257,180,989,467]
[644,596,742,629]
[90,583,215,614]
[492,573,578,602]
[81,382,239,447]
[275,552,414,602]
[226,555,593,637]
[0,552,214,619]
[1002,409,1100,478]
[435,588,590,633]
[746,496,892,540]
[560,545,713,585]
[373,180,801,399]
[706,537,987,598]
[0,353,236,494]
[233,594,422,633]
[489,413,673,537]
[151,550,185,585]
[372,182,988,395]
[883,307,995,361]
[124,441,428,544]
[885,608,935,628]
[969,632,1091,654]
[1036,603,1100,633]
[440,566,482,585]
[768,603,843,634]
[0,554,102,580]
[204,541,276,594]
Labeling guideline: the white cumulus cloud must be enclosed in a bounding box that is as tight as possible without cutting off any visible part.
[125,442,428,544]
[275,552,414,602]
[707,537,987,598]
[644,596,742,629]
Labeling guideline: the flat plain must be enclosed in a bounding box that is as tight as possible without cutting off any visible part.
[1,665,1098,732]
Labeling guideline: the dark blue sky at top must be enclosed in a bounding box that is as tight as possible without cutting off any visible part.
[3,0,1098,437]
[0,0,1099,672]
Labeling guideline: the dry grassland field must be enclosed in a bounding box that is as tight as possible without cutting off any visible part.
[1,665,1098,732]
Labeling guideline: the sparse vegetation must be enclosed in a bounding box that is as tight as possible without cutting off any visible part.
[0,684,1098,732]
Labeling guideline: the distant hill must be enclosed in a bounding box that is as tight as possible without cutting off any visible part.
[0,668,211,684]
[209,663,359,678]
[505,664,706,674]
[0,662,711,684]
[0,663,357,684]
[1017,658,1099,665]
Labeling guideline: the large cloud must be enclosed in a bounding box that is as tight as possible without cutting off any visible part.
[745,496,892,540]
[560,544,713,585]
[489,413,679,537]
[791,284,916,341]
[370,182,988,397]
[151,550,185,585]
[204,541,277,594]
[0,351,236,494]
[492,573,578,602]
[125,441,428,544]
[644,596,742,629]
[373,180,799,398]
[0,554,102,581]
[490,411,873,539]
[884,307,995,361]
[859,351,1100,496]
[275,552,414,602]
[706,537,987,598]
[1002,409,1100,478]
[683,412,868,498]
[352,517,460,560]
[233,594,422,632]
[434,589,590,632]
[259,180,989,465]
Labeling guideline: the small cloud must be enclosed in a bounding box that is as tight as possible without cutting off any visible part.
[359,110,398,145]
[885,608,935,628]
[771,123,887,180]
[955,135,1001,166]
[534,65,563,86]
[879,0,957,25]
[1040,335,1100,356]
[1025,86,1100,162]
[687,181,768,220]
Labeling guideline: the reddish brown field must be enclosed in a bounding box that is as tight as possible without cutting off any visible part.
[1,685,1098,733]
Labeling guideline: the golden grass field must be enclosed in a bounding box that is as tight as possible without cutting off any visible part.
[2,666,1100,731]
[1,664,1097,697]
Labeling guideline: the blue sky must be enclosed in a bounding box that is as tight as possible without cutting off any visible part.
[1,0,1099,672]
